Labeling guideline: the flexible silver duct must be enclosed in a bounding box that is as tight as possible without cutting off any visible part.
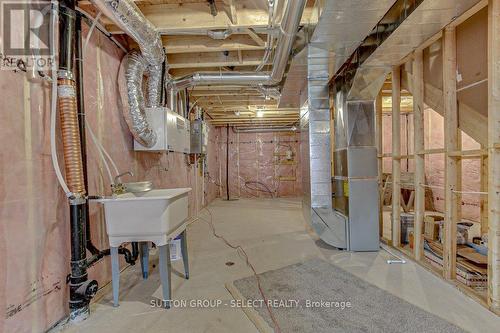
[92,0,163,66]
[146,64,163,108]
[168,0,307,91]
[118,51,157,147]
[93,0,164,147]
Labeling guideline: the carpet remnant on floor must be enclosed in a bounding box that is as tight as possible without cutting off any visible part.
[232,258,467,333]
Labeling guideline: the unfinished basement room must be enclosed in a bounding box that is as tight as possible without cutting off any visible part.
[2,0,500,332]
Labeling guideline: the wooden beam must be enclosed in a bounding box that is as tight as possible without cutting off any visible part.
[223,0,238,25]
[200,100,277,107]
[237,49,243,64]
[376,92,384,238]
[101,2,314,35]
[170,66,258,78]
[167,50,267,69]
[488,0,500,315]
[443,26,459,281]
[245,28,266,47]
[413,49,425,261]
[158,34,267,54]
[448,149,488,157]
[392,66,402,248]
[402,69,488,146]
[190,89,262,97]
[480,144,489,235]
[449,0,488,27]
[196,96,270,103]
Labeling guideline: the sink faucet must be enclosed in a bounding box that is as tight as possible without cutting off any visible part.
[112,171,134,195]
[114,171,134,185]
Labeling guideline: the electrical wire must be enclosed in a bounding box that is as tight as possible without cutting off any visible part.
[197,207,282,333]
[75,7,127,53]
[84,11,102,52]
[206,173,222,187]
[80,7,121,184]
[244,181,276,197]
[85,118,114,184]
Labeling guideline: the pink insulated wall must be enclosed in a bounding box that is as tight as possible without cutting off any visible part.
[0,26,218,333]
[216,127,302,199]
[381,108,481,222]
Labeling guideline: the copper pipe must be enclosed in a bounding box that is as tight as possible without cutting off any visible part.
[58,78,86,195]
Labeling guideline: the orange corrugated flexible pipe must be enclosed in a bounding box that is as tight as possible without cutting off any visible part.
[57,78,86,195]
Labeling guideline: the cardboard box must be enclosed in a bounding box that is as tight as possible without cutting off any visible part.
[424,215,442,241]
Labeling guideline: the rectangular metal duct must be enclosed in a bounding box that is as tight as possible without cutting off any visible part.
[361,0,481,68]
[280,0,397,108]
[301,45,348,249]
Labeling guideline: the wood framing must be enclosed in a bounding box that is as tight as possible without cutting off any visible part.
[480,144,489,235]
[392,66,402,247]
[158,34,268,54]
[488,0,500,315]
[443,26,459,281]
[376,92,383,238]
[413,50,425,260]
[167,50,268,69]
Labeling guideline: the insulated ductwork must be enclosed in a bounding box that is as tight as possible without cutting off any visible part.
[168,0,307,91]
[92,0,163,66]
[118,51,158,146]
[92,0,164,147]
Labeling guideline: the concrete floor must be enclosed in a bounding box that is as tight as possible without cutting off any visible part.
[56,198,499,333]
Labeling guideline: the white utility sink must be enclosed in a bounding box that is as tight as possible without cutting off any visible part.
[95,188,192,247]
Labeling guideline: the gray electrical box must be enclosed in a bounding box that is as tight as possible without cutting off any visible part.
[190,120,208,154]
[134,107,190,153]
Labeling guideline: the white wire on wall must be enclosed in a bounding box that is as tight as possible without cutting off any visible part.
[85,118,115,185]
[82,9,121,185]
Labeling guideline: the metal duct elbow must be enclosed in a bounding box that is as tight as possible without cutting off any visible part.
[119,51,157,147]
[169,0,306,91]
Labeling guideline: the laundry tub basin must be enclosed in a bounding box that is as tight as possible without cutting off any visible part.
[95,188,192,247]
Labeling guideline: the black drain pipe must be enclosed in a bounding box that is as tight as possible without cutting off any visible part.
[74,8,140,269]
[75,6,102,258]
[59,1,97,322]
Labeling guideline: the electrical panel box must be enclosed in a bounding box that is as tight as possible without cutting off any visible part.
[134,107,190,153]
[190,120,209,154]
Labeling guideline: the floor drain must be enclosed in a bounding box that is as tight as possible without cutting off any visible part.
[225,261,235,266]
